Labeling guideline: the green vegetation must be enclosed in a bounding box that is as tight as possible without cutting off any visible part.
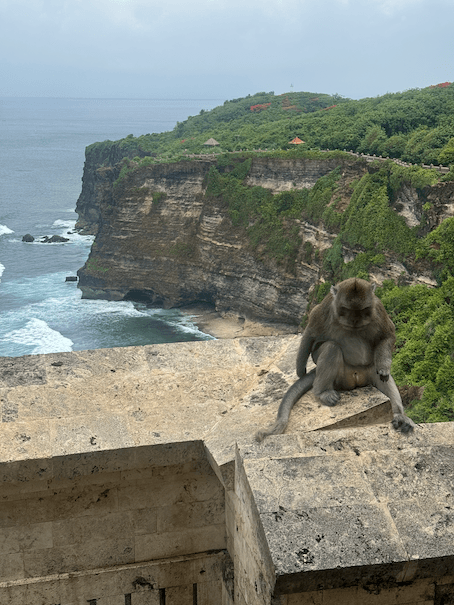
[88,84,454,171]
[151,191,167,206]
[378,278,454,423]
[86,259,110,273]
[169,242,194,258]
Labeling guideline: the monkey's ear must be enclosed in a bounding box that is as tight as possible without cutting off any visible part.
[330,285,338,297]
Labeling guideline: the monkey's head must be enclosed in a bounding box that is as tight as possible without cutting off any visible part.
[330,278,377,329]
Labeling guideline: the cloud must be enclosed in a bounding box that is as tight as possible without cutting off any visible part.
[0,0,453,98]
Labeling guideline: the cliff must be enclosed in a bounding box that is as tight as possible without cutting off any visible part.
[76,153,454,325]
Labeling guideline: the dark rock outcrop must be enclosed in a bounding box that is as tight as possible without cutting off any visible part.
[40,235,70,243]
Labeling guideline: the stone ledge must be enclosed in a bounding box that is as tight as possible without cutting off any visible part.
[0,337,392,485]
[238,423,454,594]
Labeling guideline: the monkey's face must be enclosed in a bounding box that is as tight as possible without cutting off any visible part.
[330,278,376,330]
[337,304,373,329]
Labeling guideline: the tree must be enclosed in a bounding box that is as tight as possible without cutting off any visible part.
[439,138,454,165]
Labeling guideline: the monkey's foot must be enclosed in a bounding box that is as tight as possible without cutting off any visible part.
[377,368,390,382]
[392,413,416,433]
[318,390,339,407]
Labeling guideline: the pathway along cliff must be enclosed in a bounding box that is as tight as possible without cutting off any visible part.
[76,151,454,326]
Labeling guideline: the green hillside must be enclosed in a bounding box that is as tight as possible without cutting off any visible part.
[89,83,454,167]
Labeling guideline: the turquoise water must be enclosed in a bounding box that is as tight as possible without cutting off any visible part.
[0,98,222,356]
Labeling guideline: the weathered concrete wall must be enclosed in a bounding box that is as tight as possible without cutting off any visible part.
[238,423,454,605]
[1,340,453,605]
[0,441,227,604]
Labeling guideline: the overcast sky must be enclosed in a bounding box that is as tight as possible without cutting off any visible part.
[1,0,453,101]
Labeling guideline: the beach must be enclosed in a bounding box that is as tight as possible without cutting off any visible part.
[180,303,299,339]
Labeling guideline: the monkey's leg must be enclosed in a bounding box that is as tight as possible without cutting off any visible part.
[372,373,416,433]
[255,369,316,442]
[312,341,342,407]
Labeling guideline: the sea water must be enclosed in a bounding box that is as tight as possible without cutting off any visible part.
[0,97,222,357]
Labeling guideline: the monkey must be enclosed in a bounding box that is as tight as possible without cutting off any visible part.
[256,278,416,441]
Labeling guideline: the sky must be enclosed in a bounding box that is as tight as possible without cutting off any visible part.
[1,0,453,101]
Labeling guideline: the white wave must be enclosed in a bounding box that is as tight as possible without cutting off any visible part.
[52,219,75,229]
[0,263,4,278]
[0,224,14,236]
[82,299,149,318]
[153,309,215,339]
[52,218,95,246]
[3,318,74,354]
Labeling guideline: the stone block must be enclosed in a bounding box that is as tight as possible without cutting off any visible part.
[23,538,135,578]
[52,511,134,547]
[285,577,436,605]
[166,584,193,604]
[135,524,226,561]
[49,414,135,456]
[245,454,378,512]
[360,446,454,507]
[0,337,397,485]
[52,447,135,480]
[197,580,223,605]
[0,521,53,555]
[0,419,52,466]
[157,499,225,532]
[117,477,183,511]
[0,551,24,581]
[131,507,158,535]
[52,483,119,520]
[131,591,160,605]
[0,494,55,528]
[97,595,131,605]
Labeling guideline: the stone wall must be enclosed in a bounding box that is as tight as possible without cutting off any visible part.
[0,441,228,604]
[1,341,454,605]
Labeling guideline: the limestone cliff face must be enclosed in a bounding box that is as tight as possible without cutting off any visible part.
[76,154,454,324]
[76,138,152,235]
[76,157,346,323]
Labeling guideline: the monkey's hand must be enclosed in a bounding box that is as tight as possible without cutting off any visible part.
[377,368,390,382]
[392,413,416,433]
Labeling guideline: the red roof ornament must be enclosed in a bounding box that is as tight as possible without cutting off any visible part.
[289,137,305,144]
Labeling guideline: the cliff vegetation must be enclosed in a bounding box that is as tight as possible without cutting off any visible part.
[86,84,454,168]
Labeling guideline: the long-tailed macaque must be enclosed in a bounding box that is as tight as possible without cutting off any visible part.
[256,278,416,441]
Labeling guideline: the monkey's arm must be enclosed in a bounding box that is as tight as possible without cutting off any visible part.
[255,369,316,442]
[374,337,394,381]
[296,329,316,378]
[372,372,416,433]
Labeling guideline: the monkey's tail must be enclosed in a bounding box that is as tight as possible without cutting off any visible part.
[255,369,316,442]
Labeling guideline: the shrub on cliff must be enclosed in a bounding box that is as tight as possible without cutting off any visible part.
[378,278,454,423]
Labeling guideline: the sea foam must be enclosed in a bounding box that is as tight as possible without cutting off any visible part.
[3,318,74,355]
[0,224,14,236]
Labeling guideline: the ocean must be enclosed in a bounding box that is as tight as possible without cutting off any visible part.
[0,97,223,357]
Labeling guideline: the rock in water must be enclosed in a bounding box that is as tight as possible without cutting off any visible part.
[40,235,70,243]
[22,234,34,242]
